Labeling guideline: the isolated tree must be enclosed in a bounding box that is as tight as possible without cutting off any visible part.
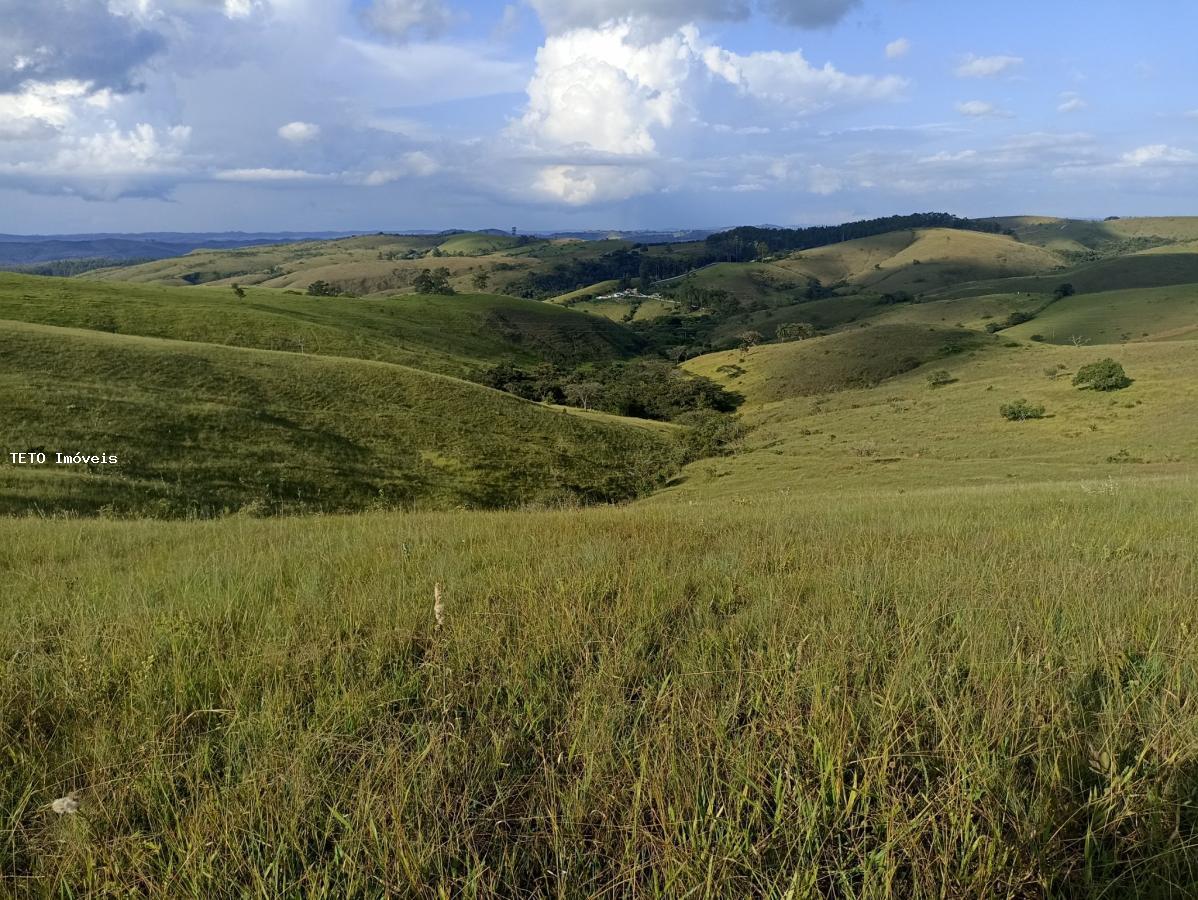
[1073,358,1131,391]
[564,381,604,411]
[413,268,455,295]
[231,283,246,299]
[472,272,490,291]
[1053,283,1076,300]
[738,330,764,351]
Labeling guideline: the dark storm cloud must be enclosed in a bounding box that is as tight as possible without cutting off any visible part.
[0,1,165,92]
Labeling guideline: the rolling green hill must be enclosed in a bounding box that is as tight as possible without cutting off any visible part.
[685,324,985,403]
[0,274,642,377]
[0,319,675,516]
[7,216,1198,897]
[1002,282,1198,344]
[667,337,1197,501]
[991,215,1198,252]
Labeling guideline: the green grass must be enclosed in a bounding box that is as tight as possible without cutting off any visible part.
[3,480,1197,896]
[547,280,622,304]
[0,320,676,516]
[1003,283,1198,344]
[686,324,985,403]
[0,274,642,377]
[924,251,1198,301]
[8,220,1198,894]
[668,338,1197,502]
[434,232,527,255]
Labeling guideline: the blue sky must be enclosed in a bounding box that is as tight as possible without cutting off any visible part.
[1,0,1196,233]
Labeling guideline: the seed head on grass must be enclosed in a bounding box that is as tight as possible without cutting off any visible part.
[51,793,80,816]
[434,582,445,630]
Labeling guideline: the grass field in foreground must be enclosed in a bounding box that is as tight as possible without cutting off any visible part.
[2,480,1196,896]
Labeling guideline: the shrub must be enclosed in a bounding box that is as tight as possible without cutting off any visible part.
[927,370,955,388]
[306,280,341,297]
[775,322,817,342]
[675,410,748,461]
[1053,282,1076,300]
[1073,358,1131,391]
[1000,399,1046,421]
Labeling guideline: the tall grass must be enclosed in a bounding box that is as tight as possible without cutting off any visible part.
[3,479,1196,896]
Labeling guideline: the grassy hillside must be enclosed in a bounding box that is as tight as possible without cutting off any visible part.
[1001,283,1198,344]
[4,479,1198,896]
[88,234,541,296]
[434,232,526,255]
[923,251,1198,300]
[7,216,1198,894]
[670,338,1197,500]
[686,324,985,403]
[0,274,642,377]
[0,320,675,516]
[994,215,1198,251]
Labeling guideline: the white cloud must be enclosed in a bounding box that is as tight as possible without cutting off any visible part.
[0,80,95,140]
[510,21,903,204]
[955,54,1023,78]
[1057,92,1087,113]
[703,45,906,112]
[214,167,330,181]
[956,100,1011,118]
[361,151,441,185]
[278,121,321,142]
[884,37,910,60]
[361,0,458,41]
[533,164,656,205]
[1121,144,1196,166]
[50,123,192,176]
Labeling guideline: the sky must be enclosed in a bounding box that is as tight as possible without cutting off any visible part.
[1,0,1196,233]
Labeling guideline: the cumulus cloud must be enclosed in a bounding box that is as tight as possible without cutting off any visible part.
[360,0,459,41]
[0,80,109,141]
[0,122,193,199]
[956,99,1011,118]
[515,24,695,157]
[885,37,911,60]
[278,121,320,142]
[509,21,903,203]
[702,43,906,111]
[955,54,1023,78]
[0,0,165,93]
